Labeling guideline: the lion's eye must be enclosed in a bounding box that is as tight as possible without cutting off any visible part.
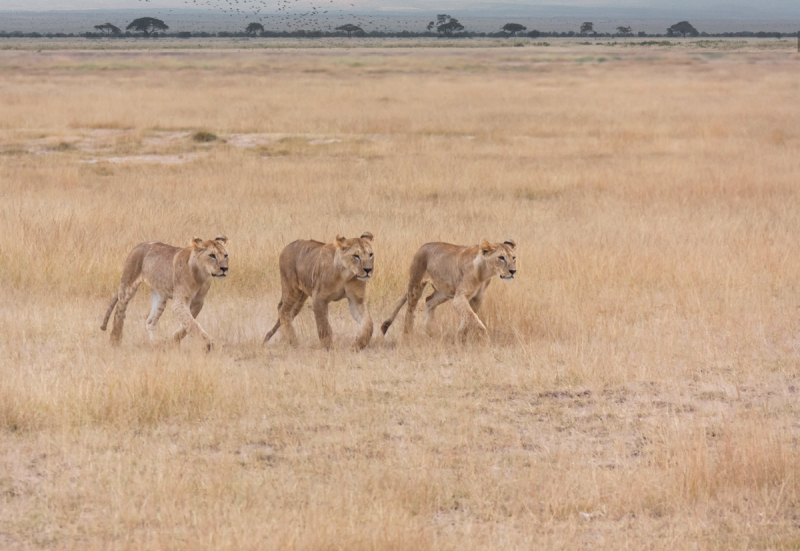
[210,254,217,260]
[369,253,373,258]
[224,254,228,259]
[353,255,360,260]
[499,256,506,262]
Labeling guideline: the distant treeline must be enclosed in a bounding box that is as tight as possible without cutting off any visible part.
[0,30,794,39]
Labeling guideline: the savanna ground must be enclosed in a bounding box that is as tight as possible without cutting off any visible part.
[1,40,799,549]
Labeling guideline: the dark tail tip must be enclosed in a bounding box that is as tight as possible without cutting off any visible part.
[100,324,107,331]
[380,320,392,335]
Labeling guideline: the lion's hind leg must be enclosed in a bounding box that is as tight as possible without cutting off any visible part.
[106,244,147,345]
[146,290,167,344]
[424,288,450,336]
[276,292,306,346]
[402,281,427,336]
[109,279,141,345]
[290,295,308,319]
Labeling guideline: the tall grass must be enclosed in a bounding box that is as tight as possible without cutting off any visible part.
[0,46,798,549]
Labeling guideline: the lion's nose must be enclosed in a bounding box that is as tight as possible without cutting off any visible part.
[221,266,228,272]
[364,267,372,275]
[509,269,516,275]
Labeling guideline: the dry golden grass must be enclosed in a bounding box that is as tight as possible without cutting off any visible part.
[1,44,799,549]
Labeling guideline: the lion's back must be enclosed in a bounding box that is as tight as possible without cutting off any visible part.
[138,242,181,294]
[414,242,477,291]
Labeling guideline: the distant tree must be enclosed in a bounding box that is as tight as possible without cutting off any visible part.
[616,25,632,40]
[427,14,465,36]
[580,21,594,35]
[94,23,121,36]
[335,23,363,37]
[667,21,699,38]
[502,23,527,37]
[527,30,541,39]
[126,17,169,37]
[245,22,264,36]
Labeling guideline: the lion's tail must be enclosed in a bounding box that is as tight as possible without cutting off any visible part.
[263,318,281,343]
[263,300,283,343]
[381,293,408,335]
[100,292,119,331]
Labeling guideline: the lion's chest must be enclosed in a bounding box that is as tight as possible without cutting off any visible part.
[324,288,348,302]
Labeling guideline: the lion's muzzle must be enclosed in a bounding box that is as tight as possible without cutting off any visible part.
[357,267,373,281]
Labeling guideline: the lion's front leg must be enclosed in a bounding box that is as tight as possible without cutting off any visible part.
[453,294,488,343]
[172,294,213,351]
[312,295,333,350]
[190,281,211,319]
[347,289,373,351]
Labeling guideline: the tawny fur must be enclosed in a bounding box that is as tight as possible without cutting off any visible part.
[101,237,229,350]
[264,233,375,350]
[381,239,517,341]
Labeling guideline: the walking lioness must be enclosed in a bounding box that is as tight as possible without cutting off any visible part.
[263,233,375,350]
[381,239,517,341]
[101,237,229,350]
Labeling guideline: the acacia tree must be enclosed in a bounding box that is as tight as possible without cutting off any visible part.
[245,22,264,36]
[502,23,527,37]
[94,23,121,36]
[335,24,363,37]
[616,25,632,39]
[427,14,465,36]
[580,21,594,35]
[668,21,699,37]
[126,17,169,37]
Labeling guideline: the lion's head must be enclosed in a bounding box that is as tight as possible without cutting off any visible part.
[480,239,517,280]
[335,233,375,281]
[191,236,229,279]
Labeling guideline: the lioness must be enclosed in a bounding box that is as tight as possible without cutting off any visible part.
[263,233,375,350]
[381,239,517,341]
[101,237,229,350]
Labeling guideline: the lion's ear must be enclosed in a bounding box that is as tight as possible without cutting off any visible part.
[360,232,374,242]
[192,237,205,249]
[214,236,228,245]
[335,235,347,248]
[480,239,495,256]
[503,239,516,250]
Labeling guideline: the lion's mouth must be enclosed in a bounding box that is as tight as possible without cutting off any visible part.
[214,273,227,278]
[500,275,514,280]
[357,275,372,281]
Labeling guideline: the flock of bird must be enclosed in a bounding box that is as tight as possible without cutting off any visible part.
[136,0,413,34]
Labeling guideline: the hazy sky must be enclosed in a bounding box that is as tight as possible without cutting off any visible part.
[3,0,799,18]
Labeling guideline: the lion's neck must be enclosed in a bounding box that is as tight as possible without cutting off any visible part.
[189,256,210,284]
[332,252,352,282]
[472,256,495,283]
